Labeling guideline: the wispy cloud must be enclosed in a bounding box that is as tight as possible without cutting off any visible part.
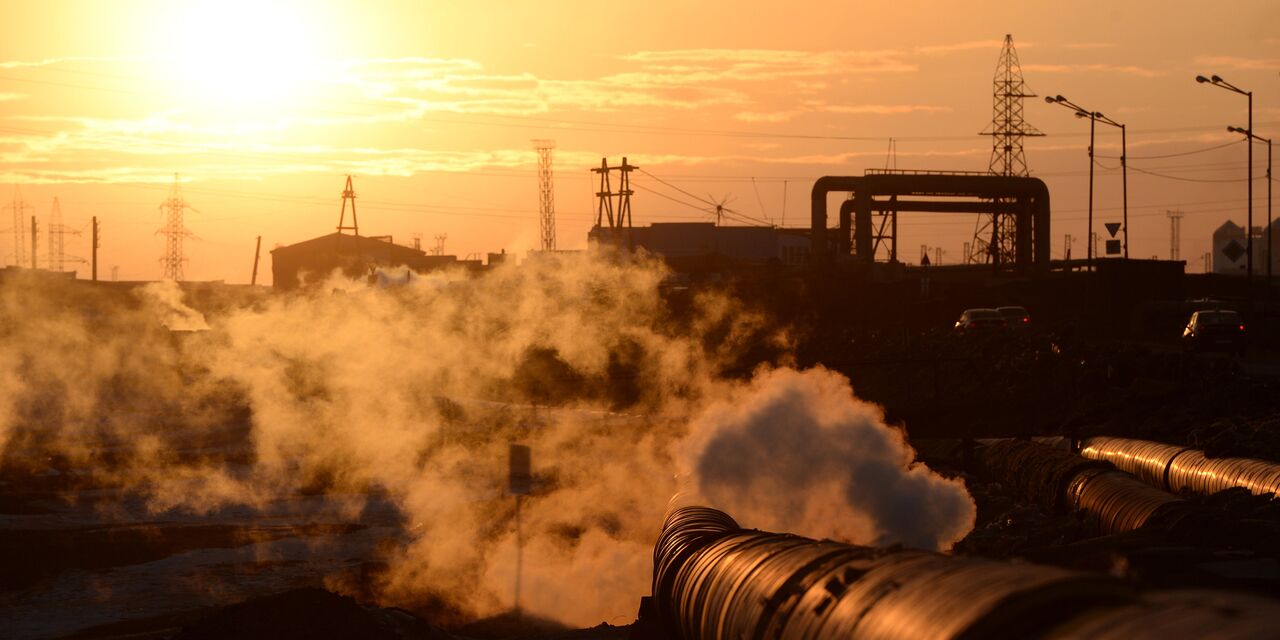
[1022,63,1165,78]
[913,40,1006,56]
[1194,55,1280,71]
[735,102,951,123]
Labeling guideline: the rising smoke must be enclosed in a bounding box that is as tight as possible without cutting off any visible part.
[0,251,974,628]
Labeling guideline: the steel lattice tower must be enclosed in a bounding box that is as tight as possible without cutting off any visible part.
[5,187,32,267]
[48,197,65,272]
[335,175,360,254]
[533,140,557,251]
[592,157,637,245]
[971,34,1043,265]
[157,174,194,281]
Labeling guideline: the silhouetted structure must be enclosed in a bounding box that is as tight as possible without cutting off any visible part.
[335,175,360,255]
[271,232,457,290]
[533,140,557,251]
[586,222,810,269]
[972,34,1042,266]
[811,171,1051,270]
[591,157,636,245]
[5,187,33,267]
[157,174,194,281]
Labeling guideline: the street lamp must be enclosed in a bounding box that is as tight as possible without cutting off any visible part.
[1230,126,1273,294]
[1197,74,1254,300]
[1046,95,1128,267]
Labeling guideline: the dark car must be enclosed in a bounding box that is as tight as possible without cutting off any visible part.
[1182,309,1246,354]
[997,306,1031,328]
[954,308,1007,334]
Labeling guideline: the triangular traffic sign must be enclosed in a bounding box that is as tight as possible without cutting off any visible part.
[1104,222,1122,238]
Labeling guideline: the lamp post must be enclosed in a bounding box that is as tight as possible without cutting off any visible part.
[1198,74,1253,301]
[1046,95,1126,267]
[1093,115,1128,259]
[1230,126,1272,294]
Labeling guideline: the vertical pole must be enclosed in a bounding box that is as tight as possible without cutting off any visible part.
[1087,116,1095,270]
[514,494,523,617]
[251,235,262,286]
[30,215,37,269]
[1247,92,1253,306]
[1121,123,1129,259]
[1267,138,1272,296]
[92,216,99,281]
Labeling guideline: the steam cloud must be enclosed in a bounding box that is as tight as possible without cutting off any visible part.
[681,367,975,550]
[0,251,974,628]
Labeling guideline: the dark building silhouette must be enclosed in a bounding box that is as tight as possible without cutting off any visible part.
[271,232,457,290]
[588,222,810,268]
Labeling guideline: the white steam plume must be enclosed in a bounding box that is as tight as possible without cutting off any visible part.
[681,367,975,551]
[0,251,974,628]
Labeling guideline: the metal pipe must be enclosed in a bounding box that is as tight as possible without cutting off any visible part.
[1082,436,1280,497]
[650,503,1280,640]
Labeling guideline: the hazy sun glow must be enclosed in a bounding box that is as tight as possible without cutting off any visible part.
[152,1,332,117]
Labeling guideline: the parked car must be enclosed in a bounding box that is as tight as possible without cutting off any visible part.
[997,306,1031,328]
[1182,309,1246,354]
[954,308,1007,334]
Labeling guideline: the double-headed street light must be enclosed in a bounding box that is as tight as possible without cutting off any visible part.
[1230,126,1273,292]
[1045,95,1128,266]
[1197,74,1254,299]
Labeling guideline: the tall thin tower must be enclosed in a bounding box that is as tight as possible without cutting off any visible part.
[5,187,33,266]
[157,174,194,281]
[335,174,360,254]
[1168,210,1184,261]
[48,197,66,272]
[533,140,557,251]
[971,34,1043,265]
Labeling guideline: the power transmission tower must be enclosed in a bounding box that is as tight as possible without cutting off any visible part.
[970,34,1043,265]
[533,140,557,251]
[592,157,637,244]
[4,187,33,266]
[157,174,195,281]
[1167,210,1184,261]
[335,175,360,254]
[46,197,78,272]
[433,233,447,256]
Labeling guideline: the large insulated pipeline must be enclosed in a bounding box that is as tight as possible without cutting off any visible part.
[652,505,1125,640]
[976,439,1184,535]
[1081,436,1280,498]
[650,504,1280,640]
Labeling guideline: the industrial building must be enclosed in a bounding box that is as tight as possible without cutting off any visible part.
[1211,219,1280,275]
[588,222,811,269]
[270,233,459,290]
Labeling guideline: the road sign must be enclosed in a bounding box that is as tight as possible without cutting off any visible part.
[1222,239,1245,263]
[1104,222,1121,238]
[1105,240,1121,256]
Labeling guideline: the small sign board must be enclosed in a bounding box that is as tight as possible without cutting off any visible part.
[1222,239,1245,263]
[1104,222,1122,238]
[509,444,531,495]
[1105,239,1122,256]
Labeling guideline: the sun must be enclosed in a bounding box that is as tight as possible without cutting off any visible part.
[152,1,332,117]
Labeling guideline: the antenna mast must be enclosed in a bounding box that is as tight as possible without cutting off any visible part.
[533,140,557,251]
[970,34,1043,265]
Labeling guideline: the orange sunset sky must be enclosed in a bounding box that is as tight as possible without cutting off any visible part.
[1,0,1277,283]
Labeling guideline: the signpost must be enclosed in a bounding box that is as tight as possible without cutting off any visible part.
[509,444,531,615]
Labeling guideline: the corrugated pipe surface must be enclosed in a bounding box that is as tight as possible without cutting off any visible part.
[977,440,1182,535]
[651,505,1280,640]
[1082,436,1280,497]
